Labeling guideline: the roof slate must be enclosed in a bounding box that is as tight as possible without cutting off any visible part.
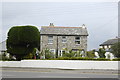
[40,26,88,36]
[100,38,119,46]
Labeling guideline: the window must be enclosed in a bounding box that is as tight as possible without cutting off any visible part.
[50,49,56,58]
[62,36,67,43]
[59,50,62,57]
[48,36,53,44]
[108,45,111,48]
[60,50,65,54]
[50,49,55,54]
[62,50,65,54]
[75,36,80,45]
[72,49,79,52]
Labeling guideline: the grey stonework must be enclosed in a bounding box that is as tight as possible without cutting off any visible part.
[40,23,88,57]
[40,35,87,50]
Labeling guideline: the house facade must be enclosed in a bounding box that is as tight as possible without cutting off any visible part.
[0,41,7,54]
[99,37,119,59]
[40,23,88,57]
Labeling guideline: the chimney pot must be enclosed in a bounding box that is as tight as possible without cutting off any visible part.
[49,23,54,26]
[82,24,86,29]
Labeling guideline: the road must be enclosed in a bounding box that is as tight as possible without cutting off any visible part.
[1,67,119,78]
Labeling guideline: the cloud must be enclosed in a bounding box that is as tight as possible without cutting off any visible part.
[2,2,118,50]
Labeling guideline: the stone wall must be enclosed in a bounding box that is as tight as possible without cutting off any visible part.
[40,35,87,56]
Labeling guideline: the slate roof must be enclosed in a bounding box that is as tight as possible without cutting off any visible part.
[40,26,88,36]
[100,38,119,46]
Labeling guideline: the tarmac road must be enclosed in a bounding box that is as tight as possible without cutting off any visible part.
[1,67,119,78]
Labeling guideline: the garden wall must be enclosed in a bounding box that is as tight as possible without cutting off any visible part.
[0,60,119,70]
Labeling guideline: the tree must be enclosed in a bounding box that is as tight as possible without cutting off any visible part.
[86,50,95,58]
[111,42,120,58]
[98,48,106,58]
[7,25,40,60]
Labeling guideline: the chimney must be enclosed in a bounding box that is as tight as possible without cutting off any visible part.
[116,36,118,38]
[49,23,54,27]
[82,24,86,29]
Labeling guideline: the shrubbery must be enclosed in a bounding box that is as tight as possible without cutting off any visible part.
[62,51,77,57]
[44,48,55,59]
[112,58,120,61]
[86,50,95,58]
[7,25,40,60]
[0,52,16,61]
[98,48,106,58]
[111,42,120,58]
[45,57,111,61]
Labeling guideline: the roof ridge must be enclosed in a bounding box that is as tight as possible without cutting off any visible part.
[40,26,88,36]
[109,38,119,40]
[41,26,82,28]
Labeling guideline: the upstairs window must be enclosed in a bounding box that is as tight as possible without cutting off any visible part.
[75,36,80,45]
[48,36,53,44]
[62,36,67,43]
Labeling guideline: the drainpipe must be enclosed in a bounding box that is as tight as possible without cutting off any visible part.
[56,35,58,58]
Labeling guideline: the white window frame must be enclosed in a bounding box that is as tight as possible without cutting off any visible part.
[61,50,65,54]
[60,50,65,57]
[75,36,80,45]
[62,36,67,43]
[50,49,55,54]
[48,36,53,44]
[104,45,108,49]
[108,45,111,48]
[50,49,55,53]
[50,49,56,58]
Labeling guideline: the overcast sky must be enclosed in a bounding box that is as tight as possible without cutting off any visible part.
[1,2,118,50]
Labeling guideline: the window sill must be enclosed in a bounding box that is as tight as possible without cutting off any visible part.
[62,42,67,43]
[48,43,53,44]
[75,44,80,45]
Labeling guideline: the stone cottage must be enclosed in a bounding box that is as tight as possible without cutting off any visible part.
[40,23,88,57]
[99,37,119,59]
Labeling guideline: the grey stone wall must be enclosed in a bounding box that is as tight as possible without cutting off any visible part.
[40,35,87,55]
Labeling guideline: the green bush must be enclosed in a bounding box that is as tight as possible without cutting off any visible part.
[62,49,82,58]
[7,25,40,61]
[112,58,120,61]
[0,52,15,61]
[24,57,120,61]
[62,52,76,57]
[44,49,55,59]
[86,50,95,58]
[111,42,120,58]
[94,58,110,61]
[45,57,111,61]
[23,53,34,59]
[0,54,9,61]
[98,48,106,58]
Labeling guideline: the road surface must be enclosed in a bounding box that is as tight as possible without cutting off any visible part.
[1,67,119,78]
